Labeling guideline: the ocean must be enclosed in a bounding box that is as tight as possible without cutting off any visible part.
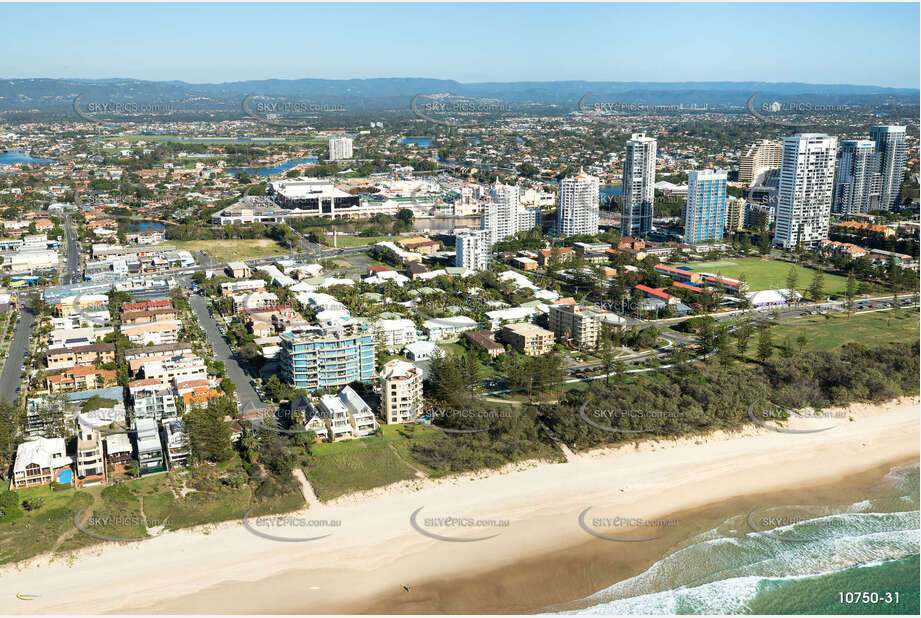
[559,464,920,615]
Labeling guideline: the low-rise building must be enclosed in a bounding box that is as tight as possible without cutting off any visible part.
[46,366,117,393]
[337,386,378,437]
[501,323,556,356]
[226,261,252,279]
[464,329,505,357]
[422,316,478,341]
[46,343,115,370]
[11,438,72,489]
[373,318,418,349]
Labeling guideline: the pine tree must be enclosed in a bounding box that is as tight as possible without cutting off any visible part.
[757,324,773,362]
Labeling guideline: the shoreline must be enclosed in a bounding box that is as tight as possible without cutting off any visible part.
[0,396,917,614]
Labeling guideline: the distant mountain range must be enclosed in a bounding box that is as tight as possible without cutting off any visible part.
[0,77,916,115]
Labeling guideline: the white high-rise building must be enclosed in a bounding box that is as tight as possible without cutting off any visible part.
[683,169,728,244]
[482,179,542,243]
[773,133,838,249]
[328,135,353,161]
[482,180,520,244]
[455,229,491,271]
[833,140,880,215]
[869,125,907,211]
[622,133,657,237]
[557,170,600,237]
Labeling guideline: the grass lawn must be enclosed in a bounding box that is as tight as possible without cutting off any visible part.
[687,257,855,296]
[0,485,93,565]
[323,234,400,248]
[305,425,443,500]
[739,308,920,358]
[169,238,289,262]
[1,456,306,565]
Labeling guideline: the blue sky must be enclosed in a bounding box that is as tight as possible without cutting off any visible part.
[2,3,918,87]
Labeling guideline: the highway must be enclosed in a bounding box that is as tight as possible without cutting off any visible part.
[0,298,34,403]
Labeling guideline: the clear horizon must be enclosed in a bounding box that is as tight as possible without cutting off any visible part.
[1,2,918,88]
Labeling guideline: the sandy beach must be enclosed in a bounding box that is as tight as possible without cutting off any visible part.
[1,396,918,614]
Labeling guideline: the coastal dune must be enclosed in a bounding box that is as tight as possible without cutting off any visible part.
[1,397,918,614]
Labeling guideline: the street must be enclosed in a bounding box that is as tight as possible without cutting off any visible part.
[63,214,80,284]
[0,299,34,403]
[188,292,262,413]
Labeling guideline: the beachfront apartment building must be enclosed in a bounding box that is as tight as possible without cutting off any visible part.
[557,170,600,237]
[683,169,728,244]
[773,133,838,249]
[279,320,375,391]
[161,418,190,468]
[290,396,330,441]
[548,303,601,350]
[337,386,378,437]
[317,394,357,441]
[621,134,656,237]
[75,421,105,485]
[134,418,166,476]
[380,359,423,425]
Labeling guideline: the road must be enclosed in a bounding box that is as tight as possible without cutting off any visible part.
[188,292,262,413]
[0,299,34,403]
[63,214,80,284]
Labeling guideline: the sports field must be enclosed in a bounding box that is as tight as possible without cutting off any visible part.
[687,258,854,296]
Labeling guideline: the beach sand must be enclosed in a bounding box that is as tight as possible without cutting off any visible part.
[1,396,917,614]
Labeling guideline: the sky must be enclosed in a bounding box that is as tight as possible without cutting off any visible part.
[1,3,918,88]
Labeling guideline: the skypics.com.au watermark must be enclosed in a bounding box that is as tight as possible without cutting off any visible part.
[746,505,841,543]
[73,94,176,124]
[746,92,851,128]
[423,405,513,435]
[747,400,844,435]
[73,508,171,543]
[578,507,679,542]
[241,94,346,128]
[409,506,509,542]
[578,95,709,114]
[578,401,684,434]
[242,509,341,543]
[410,94,511,128]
